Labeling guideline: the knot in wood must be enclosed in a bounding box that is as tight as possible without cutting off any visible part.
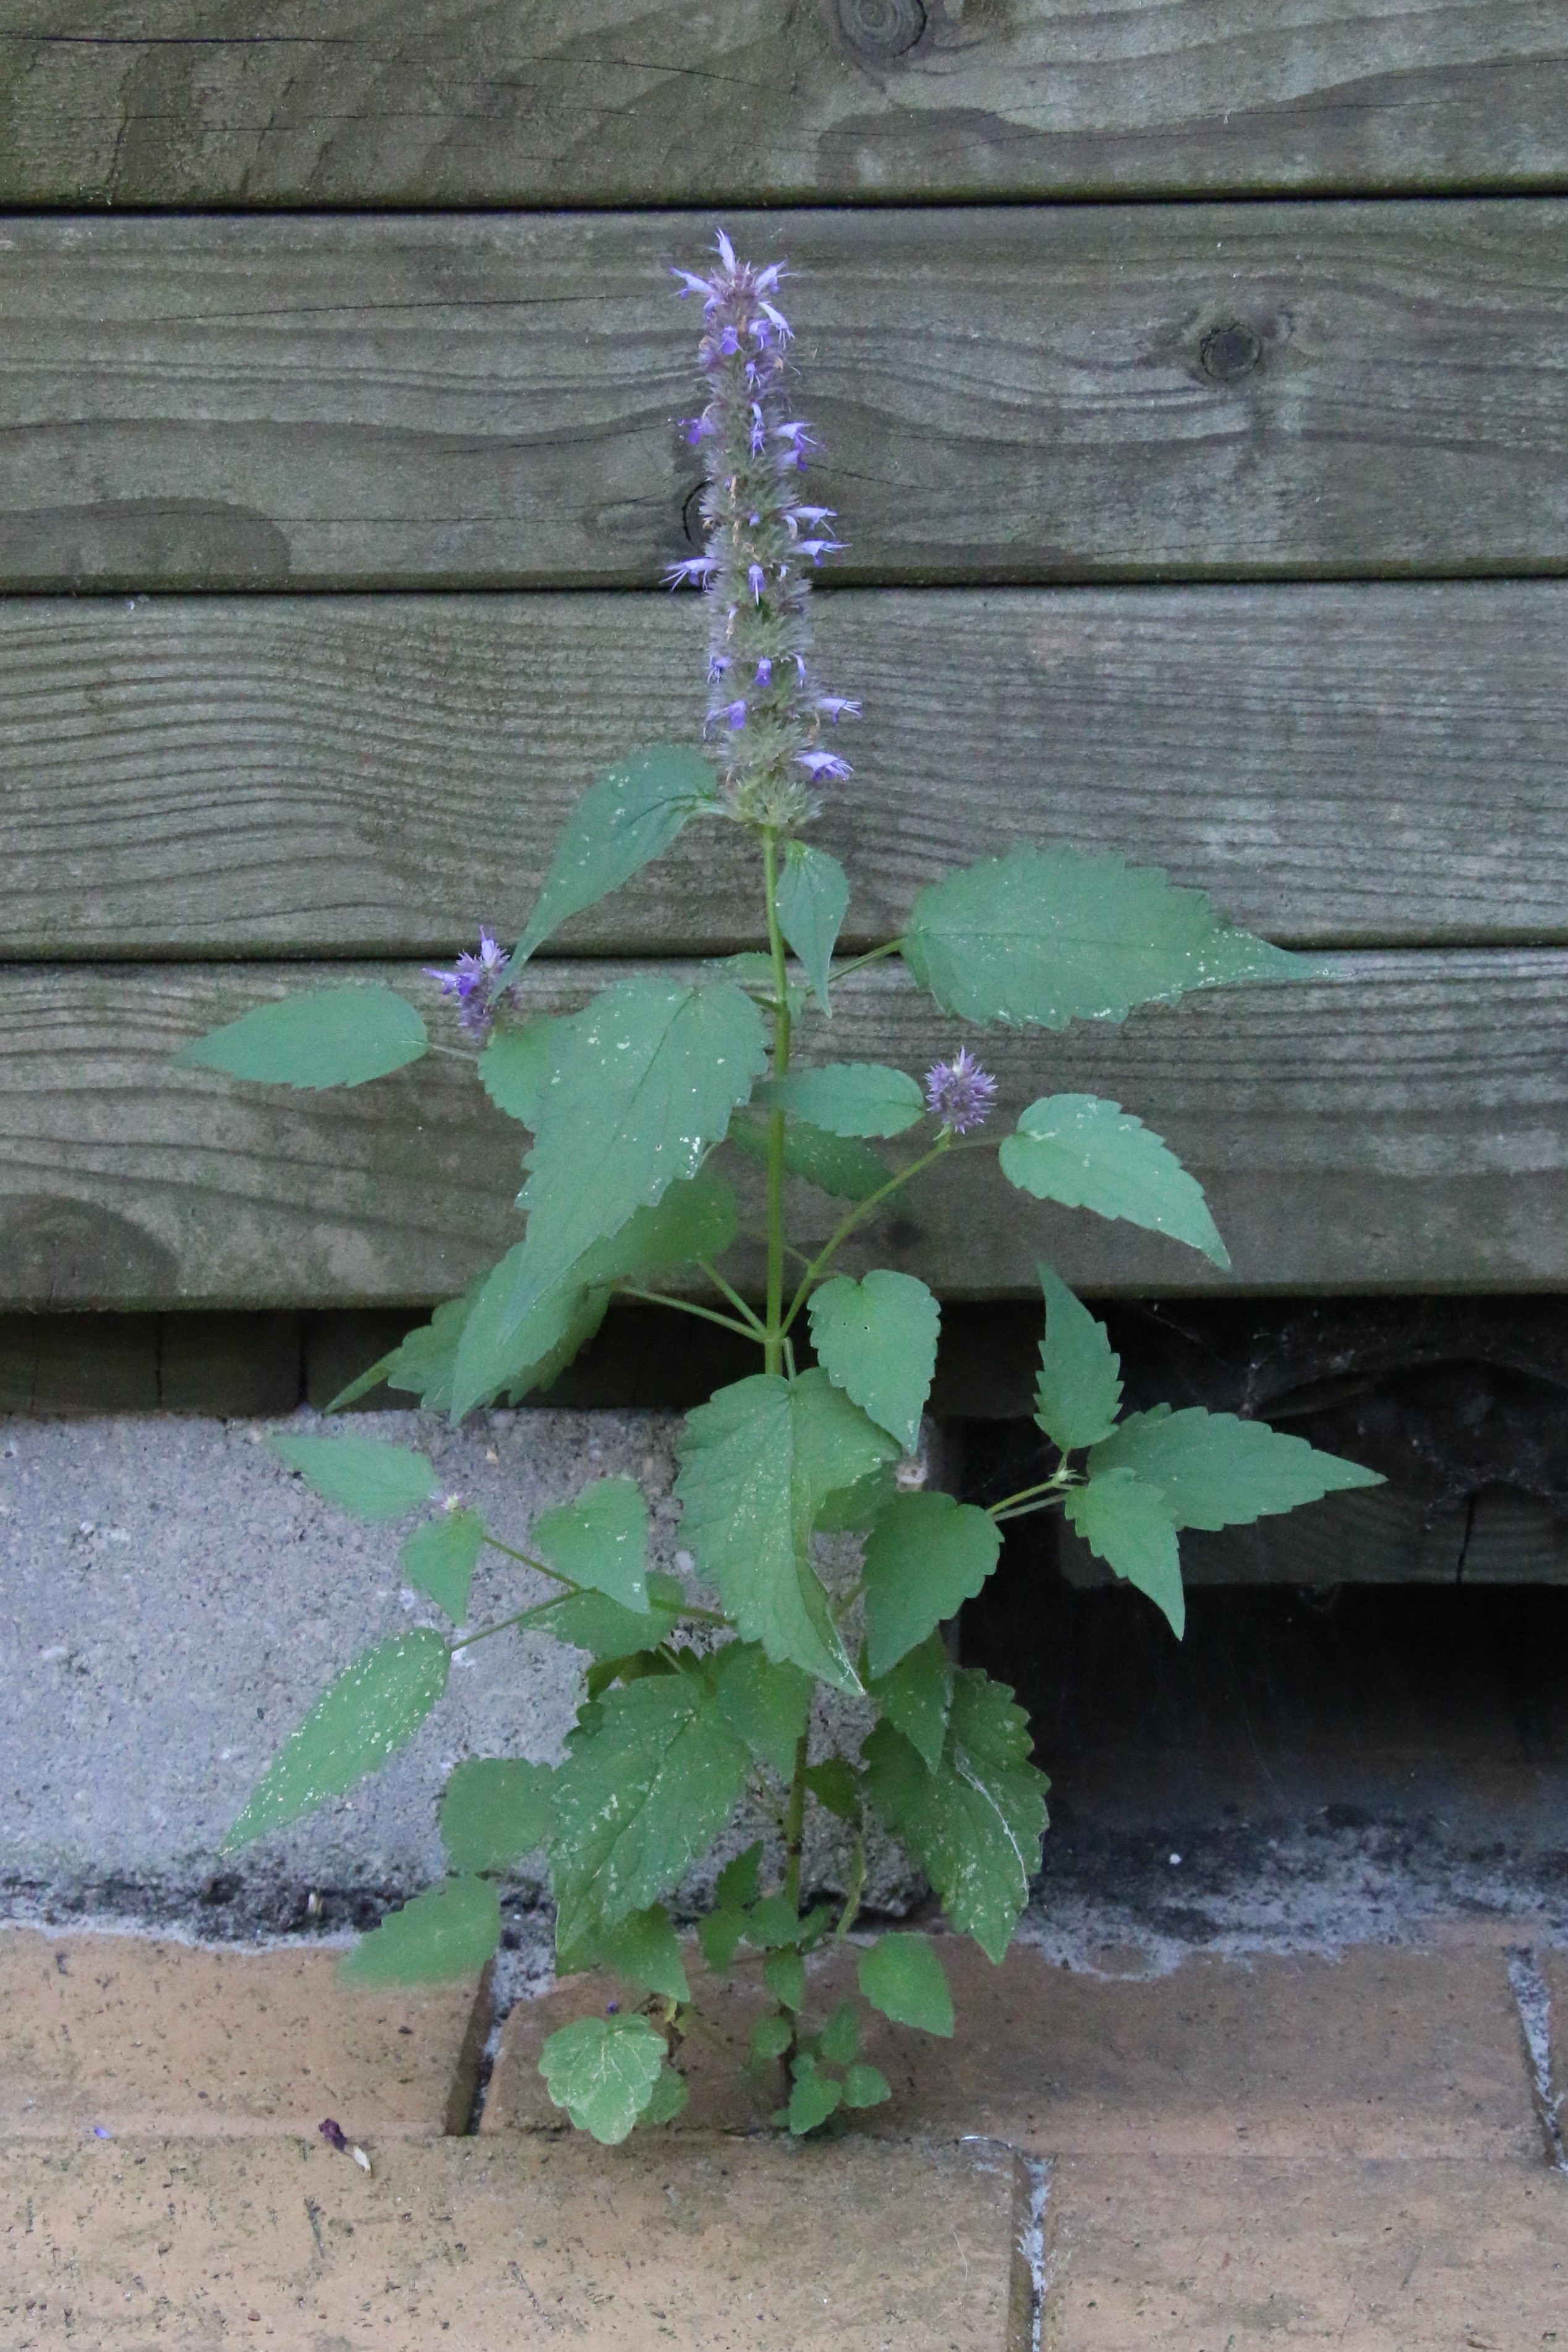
[1200,320,1263,381]
[834,0,928,61]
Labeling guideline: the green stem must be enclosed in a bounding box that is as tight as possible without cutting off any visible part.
[780,1137,952,1335]
[762,828,793,1376]
[833,1828,867,1944]
[613,1284,759,1340]
[782,1729,809,1911]
[984,1470,1076,1517]
[479,1535,577,1583]
[991,1494,1074,1525]
[696,1259,769,1336]
[828,939,905,983]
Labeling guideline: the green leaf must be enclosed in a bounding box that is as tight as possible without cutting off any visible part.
[787,2059,843,2134]
[867,1632,954,1774]
[399,1508,485,1621]
[1091,1406,1384,1528]
[1034,1266,1123,1452]
[339,1875,501,1985]
[532,1476,650,1613]
[641,2065,691,2126]
[223,1631,450,1851]
[440,1758,554,1872]
[174,983,428,1089]
[764,1949,806,2012]
[675,1371,897,1693]
[1065,1468,1185,1637]
[539,2013,667,2144]
[747,1893,814,1949]
[327,1284,484,1415]
[712,952,809,1024]
[807,1269,940,1453]
[861,1492,1002,1679]
[863,1668,1047,1963]
[267,1432,438,1522]
[548,1674,749,1946]
[751,2013,794,2064]
[728,1110,893,1203]
[711,1643,812,1781]
[818,2000,861,2065]
[775,842,849,1015]
[480,1016,568,1127]
[843,2064,892,2109]
[1000,1095,1229,1269]
[858,1933,955,2035]
[517,744,717,963]
[804,1758,862,1822]
[453,977,765,1413]
[529,1572,686,1660]
[814,1459,902,1534]
[698,1908,748,1973]
[901,845,1312,1030]
[715,1843,764,1910]
[558,1902,691,2001]
[760,1062,924,1138]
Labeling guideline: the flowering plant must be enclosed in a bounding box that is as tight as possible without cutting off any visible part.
[181,236,1379,2144]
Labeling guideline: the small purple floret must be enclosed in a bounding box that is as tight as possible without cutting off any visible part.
[925,1047,999,1135]
[425,927,513,1041]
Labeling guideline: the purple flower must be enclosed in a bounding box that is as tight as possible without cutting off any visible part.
[925,1048,999,1135]
[319,2118,349,2152]
[796,748,853,782]
[425,928,513,1041]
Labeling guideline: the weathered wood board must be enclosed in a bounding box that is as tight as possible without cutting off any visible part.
[5,206,1568,589]
[2,584,1563,958]
[1,953,1562,1311]
[1,1,1564,207]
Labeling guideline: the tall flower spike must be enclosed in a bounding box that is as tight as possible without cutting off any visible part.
[667,233,856,829]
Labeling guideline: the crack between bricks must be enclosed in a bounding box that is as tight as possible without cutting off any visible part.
[1506,1946,1567,2172]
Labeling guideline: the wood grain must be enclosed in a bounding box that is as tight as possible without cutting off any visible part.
[1063,1484,1568,1585]
[4,206,1568,589]
[0,1,1564,206]
[2,584,1564,958]
[1,953,1562,1311]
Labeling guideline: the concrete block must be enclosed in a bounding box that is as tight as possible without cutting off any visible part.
[1543,1948,1568,2128]
[0,2133,1029,2351]
[1044,2155,1567,2350]
[487,1938,1542,2160]
[0,1930,485,2139]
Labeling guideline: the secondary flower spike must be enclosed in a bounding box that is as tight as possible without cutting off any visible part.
[668,230,858,829]
[926,1048,999,1134]
[425,927,514,1040]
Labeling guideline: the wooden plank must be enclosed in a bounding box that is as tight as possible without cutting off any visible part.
[4,206,1568,590]
[1061,1485,1568,1584]
[1,2,1564,206]
[4,583,1566,958]
[0,953,1562,1311]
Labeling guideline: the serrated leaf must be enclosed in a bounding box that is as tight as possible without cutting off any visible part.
[868,1632,954,1774]
[775,842,849,1015]
[698,1908,748,1972]
[1065,1468,1185,1636]
[747,1892,814,1949]
[819,2000,861,2065]
[804,1758,861,1822]
[539,2013,667,2144]
[174,984,428,1089]
[751,2013,794,2064]
[814,1459,901,1533]
[863,1668,1047,1962]
[641,2064,690,2126]
[532,1476,650,1613]
[480,1016,567,1127]
[548,1674,749,1946]
[440,1758,554,1872]
[1090,1407,1384,1529]
[453,977,765,1413]
[1034,1266,1123,1452]
[715,1843,764,1911]
[339,1874,501,1985]
[787,2060,842,2134]
[843,2064,892,2109]
[223,1631,449,1851]
[712,1642,812,1780]
[902,846,1313,1029]
[558,1902,691,2001]
[517,744,717,964]
[529,1572,686,1660]
[760,1062,924,1138]
[765,1949,806,2012]
[399,1508,485,1621]
[1000,1094,1229,1269]
[728,1110,893,1202]
[675,1371,897,1692]
[267,1432,438,1521]
[329,1283,484,1415]
[862,1492,1002,1679]
[808,1269,940,1453]
[858,1932,955,2035]
[712,952,810,1023]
